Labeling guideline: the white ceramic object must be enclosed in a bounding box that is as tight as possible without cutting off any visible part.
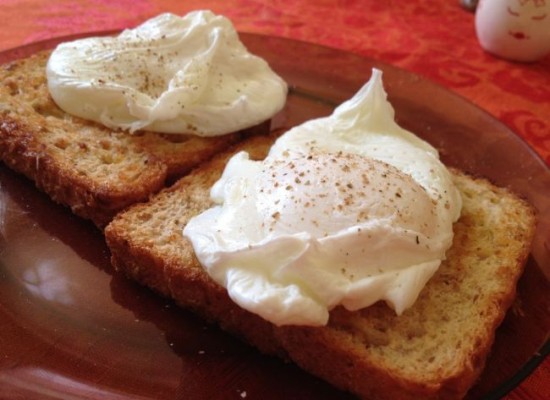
[475,0,550,62]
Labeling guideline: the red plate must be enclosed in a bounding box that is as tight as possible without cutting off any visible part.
[0,32,548,399]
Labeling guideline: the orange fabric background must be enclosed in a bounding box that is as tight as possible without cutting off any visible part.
[0,1,548,399]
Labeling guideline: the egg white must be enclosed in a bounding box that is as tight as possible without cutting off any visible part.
[184,69,462,326]
[46,11,287,135]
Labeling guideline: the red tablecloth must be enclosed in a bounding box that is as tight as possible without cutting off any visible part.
[0,1,548,399]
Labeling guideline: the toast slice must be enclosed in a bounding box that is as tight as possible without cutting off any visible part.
[0,51,269,228]
[104,132,536,400]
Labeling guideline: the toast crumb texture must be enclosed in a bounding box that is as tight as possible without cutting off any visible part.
[0,51,268,228]
[105,133,536,400]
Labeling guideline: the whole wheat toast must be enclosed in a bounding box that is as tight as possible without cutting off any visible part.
[105,131,537,400]
[0,51,270,228]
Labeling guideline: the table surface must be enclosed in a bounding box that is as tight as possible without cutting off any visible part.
[0,1,548,399]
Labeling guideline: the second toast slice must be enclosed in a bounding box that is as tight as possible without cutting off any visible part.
[0,51,269,228]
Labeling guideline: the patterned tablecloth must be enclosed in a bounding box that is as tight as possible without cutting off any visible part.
[0,1,548,399]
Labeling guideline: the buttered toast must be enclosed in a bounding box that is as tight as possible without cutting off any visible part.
[0,51,269,228]
[105,132,536,400]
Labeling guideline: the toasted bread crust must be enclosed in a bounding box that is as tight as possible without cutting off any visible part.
[0,51,269,228]
[105,133,536,399]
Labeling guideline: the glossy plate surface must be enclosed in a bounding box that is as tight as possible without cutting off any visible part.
[0,33,548,400]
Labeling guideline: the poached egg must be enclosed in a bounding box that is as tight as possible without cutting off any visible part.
[46,11,287,135]
[183,69,462,326]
